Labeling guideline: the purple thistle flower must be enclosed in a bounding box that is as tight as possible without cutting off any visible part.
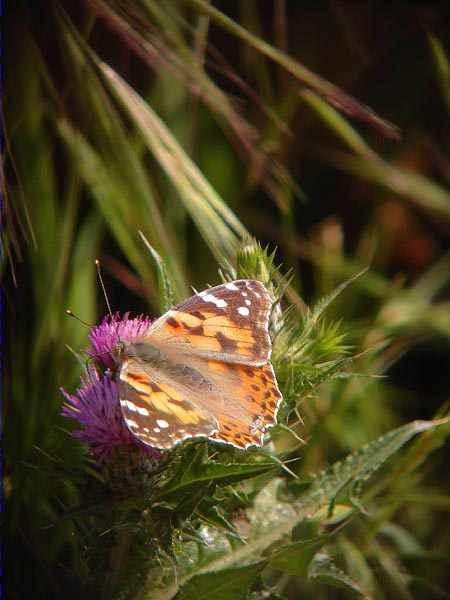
[62,313,159,460]
[88,312,153,369]
[61,368,160,460]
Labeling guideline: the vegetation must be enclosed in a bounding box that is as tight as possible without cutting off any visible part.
[5,2,450,598]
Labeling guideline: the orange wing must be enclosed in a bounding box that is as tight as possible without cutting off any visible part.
[119,280,283,451]
[181,357,283,450]
[147,280,273,366]
[119,359,218,449]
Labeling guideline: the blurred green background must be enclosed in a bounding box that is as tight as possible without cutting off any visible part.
[4,1,450,598]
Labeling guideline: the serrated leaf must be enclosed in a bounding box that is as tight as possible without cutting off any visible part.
[308,553,364,596]
[175,561,265,600]
[269,536,326,576]
[195,503,241,539]
[248,479,297,538]
[296,419,450,516]
[159,419,448,598]
[165,417,446,594]
[291,518,320,541]
[162,461,276,498]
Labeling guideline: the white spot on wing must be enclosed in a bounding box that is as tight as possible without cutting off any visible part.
[153,427,160,433]
[225,282,239,291]
[242,292,248,297]
[136,406,149,416]
[238,306,250,316]
[126,401,137,412]
[245,299,251,305]
[203,293,227,308]
[156,419,169,428]
[126,418,138,428]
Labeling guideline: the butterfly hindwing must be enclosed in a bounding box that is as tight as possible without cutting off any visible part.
[194,359,283,449]
[119,359,218,449]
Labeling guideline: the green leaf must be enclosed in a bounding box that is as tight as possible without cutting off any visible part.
[139,231,175,313]
[175,561,265,600]
[269,536,326,577]
[339,537,378,599]
[300,90,377,159]
[380,523,423,554]
[295,419,450,516]
[161,417,440,590]
[186,0,398,139]
[307,553,364,596]
[334,153,450,221]
[428,33,450,113]
[162,459,276,499]
[195,505,240,539]
[56,11,190,303]
[99,61,247,264]
[160,419,448,598]
[305,268,368,333]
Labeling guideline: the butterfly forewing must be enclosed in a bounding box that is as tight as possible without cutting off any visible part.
[147,280,272,366]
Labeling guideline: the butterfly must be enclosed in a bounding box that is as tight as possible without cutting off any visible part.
[116,280,282,450]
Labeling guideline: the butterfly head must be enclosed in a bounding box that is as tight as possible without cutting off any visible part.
[112,339,126,360]
[87,313,153,375]
[113,338,165,366]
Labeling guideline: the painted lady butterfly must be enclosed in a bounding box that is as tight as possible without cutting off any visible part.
[116,280,282,450]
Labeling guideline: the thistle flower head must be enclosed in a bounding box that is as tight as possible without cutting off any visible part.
[62,312,158,460]
[61,367,160,460]
[88,312,153,369]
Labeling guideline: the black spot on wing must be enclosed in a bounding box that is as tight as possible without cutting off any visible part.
[167,317,181,328]
[216,331,238,353]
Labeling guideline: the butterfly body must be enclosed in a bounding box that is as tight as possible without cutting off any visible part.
[121,340,165,363]
[117,280,282,450]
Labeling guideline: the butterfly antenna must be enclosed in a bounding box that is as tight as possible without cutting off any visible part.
[96,259,123,351]
[65,309,93,328]
[95,259,114,319]
[64,343,88,368]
